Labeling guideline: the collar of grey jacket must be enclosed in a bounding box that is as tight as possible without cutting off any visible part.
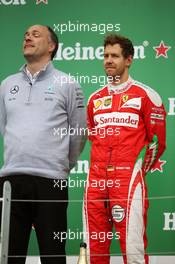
[19,61,54,81]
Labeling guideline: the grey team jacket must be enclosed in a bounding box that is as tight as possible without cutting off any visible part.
[0,62,86,179]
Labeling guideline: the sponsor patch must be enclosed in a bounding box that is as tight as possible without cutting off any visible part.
[94,99,103,111]
[121,97,141,110]
[104,97,112,107]
[112,205,125,223]
[122,94,129,103]
[119,94,142,110]
[151,107,164,113]
[93,96,112,112]
[10,85,19,95]
[150,113,164,120]
[45,85,55,94]
[94,112,139,128]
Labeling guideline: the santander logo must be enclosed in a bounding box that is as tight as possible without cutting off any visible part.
[94,112,139,128]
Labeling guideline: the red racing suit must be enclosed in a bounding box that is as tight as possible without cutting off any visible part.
[84,77,166,264]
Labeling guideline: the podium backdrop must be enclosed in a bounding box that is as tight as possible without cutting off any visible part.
[0,0,175,263]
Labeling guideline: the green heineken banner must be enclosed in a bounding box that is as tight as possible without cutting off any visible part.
[0,0,175,263]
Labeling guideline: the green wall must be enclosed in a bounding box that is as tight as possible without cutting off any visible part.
[0,0,174,259]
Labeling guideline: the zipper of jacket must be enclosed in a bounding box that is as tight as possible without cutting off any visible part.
[27,83,32,103]
[25,75,33,104]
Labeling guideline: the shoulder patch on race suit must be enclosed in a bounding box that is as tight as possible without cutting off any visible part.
[112,205,125,223]
[119,94,142,110]
[121,97,142,110]
[150,113,164,120]
[93,96,112,112]
[134,81,162,107]
[94,112,139,128]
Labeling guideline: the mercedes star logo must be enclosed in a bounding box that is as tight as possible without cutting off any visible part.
[10,85,19,94]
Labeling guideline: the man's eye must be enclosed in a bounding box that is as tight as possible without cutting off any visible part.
[33,33,40,37]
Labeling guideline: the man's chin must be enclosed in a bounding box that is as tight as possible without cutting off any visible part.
[106,72,117,78]
[23,52,32,57]
[23,53,35,62]
[105,69,118,78]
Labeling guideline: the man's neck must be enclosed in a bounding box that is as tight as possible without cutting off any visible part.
[110,72,129,86]
[26,59,50,75]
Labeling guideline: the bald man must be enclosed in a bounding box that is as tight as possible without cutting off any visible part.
[0,25,86,264]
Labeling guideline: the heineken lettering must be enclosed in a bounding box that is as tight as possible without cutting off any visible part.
[55,43,146,61]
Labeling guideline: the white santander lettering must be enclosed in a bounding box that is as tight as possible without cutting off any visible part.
[94,112,139,128]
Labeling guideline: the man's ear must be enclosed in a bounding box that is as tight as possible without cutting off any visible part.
[49,42,55,53]
[126,55,133,67]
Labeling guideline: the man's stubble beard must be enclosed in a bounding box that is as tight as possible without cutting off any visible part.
[105,68,125,84]
[23,52,42,63]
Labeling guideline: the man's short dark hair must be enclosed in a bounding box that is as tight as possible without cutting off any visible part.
[104,34,134,58]
[46,26,58,60]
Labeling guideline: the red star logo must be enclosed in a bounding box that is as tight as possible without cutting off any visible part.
[153,41,171,58]
[36,0,48,4]
[151,159,166,173]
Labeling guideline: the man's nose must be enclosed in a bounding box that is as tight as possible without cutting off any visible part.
[25,34,32,41]
[106,56,113,63]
